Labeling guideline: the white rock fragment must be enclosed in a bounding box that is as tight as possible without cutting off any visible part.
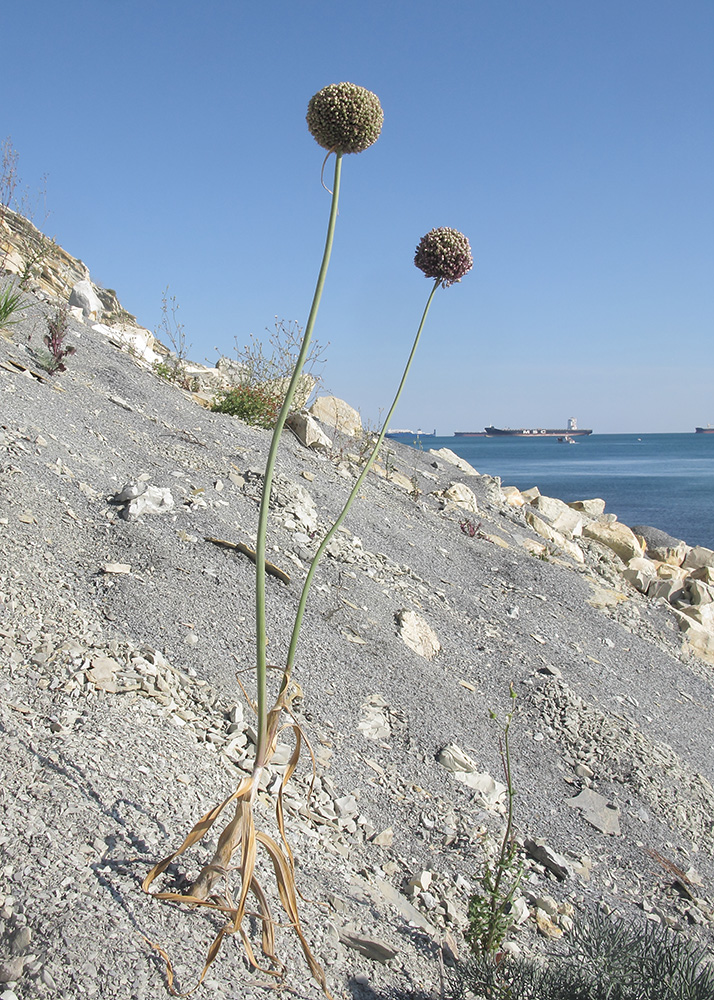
[396,609,440,659]
[437,744,506,808]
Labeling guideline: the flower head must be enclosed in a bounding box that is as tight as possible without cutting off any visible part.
[306,83,383,155]
[414,228,473,287]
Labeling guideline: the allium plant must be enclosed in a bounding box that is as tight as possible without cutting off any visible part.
[143,82,472,998]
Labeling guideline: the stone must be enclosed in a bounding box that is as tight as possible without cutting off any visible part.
[520,486,541,502]
[582,520,644,563]
[530,495,585,536]
[69,280,103,320]
[679,604,714,627]
[632,525,689,566]
[0,958,24,984]
[372,828,394,847]
[682,546,714,571]
[690,565,714,585]
[567,498,606,517]
[338,931,397,964]
[687,579,714,606]
[408,871,433,892]
[86,656,119,691]
[443,482,478,513]
[647,578,687,604]
[123,486,174,520]
[309,396,362,437]
[428,447,478,476]
[502,486,526,507]
[396,609,440,659]
[437,744,506,807]
[523,838,572,880]
[525,511,584,563]
[285,410,332,451]
[566,788,621,835]
[623,557,658,594]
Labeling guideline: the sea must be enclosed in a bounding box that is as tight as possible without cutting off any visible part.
[387,433,714,550]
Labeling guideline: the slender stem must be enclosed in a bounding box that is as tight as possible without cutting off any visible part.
[282,277,441,682]
[254,153,343,760]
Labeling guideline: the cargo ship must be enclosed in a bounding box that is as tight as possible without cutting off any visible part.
[695,425,714,434]
[455,418,592,438]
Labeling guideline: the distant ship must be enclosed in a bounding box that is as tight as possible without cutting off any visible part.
[695,425,714,434]
[456,418,592,438]
[386,428,436,438]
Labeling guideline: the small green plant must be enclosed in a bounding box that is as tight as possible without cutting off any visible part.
[224,317,326,412]
[39,303,75,374]
[447,908,714,1000]
[467,684,523,960]
[0,284,25,333]
[211,383,282,428]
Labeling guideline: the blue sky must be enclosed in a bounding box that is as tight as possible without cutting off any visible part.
[3,0,712,434]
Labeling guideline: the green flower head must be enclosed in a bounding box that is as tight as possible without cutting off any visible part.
[414,228,473,287]
[306,82,383,155]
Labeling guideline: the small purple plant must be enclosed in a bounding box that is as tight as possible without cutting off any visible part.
[43,303,75,374]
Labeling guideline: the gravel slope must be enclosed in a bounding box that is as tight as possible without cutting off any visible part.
[1,288,713,999]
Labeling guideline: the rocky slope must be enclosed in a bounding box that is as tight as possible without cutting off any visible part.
[0,260,713,1000]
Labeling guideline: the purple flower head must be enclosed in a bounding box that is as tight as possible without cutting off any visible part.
[414,228,473,287]
[306,83,383,155]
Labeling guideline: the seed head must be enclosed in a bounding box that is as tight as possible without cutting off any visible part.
[306,83,383,155]
[414,228,473,287]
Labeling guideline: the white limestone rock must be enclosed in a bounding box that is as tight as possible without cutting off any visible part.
[582,520,644,563]
[428,447,478,476]
[286,410,332,451]
[309,395,362,437]
[69,280,103,321]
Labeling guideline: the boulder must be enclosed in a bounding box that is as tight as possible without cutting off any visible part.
[529,495,584,537]
[520,486,541,503]
[687,580,714,606]
[682,546,714,572]
[525,511,584,563]
[632,525,689,566]
[285,411,332,452]
[309,396,362,437]
[690,565,714,585]
[502,486,526,507]
[428,447,478,476]
[679,604,714,628]
[443,482,478,513]
[623,557,658,594]
[647,578,687,604]
[69,280,104,320]
[568,498,606,517]
[582,520,644,563]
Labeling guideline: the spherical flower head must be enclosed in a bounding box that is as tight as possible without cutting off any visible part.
[414,228,473,287]
[306,83,383,155]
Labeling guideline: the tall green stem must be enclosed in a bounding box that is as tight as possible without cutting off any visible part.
[282,277,441,682]
[255,153,343,760]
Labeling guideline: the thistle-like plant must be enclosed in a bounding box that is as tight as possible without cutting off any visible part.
[39,303,75,374]
[143,84,473,997]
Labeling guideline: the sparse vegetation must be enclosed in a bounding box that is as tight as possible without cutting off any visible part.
[448,908,714,999]
[153,286,192,386]
[38,303,75,374]
[223,317,327,412]
[0,283,25,334]
[211,382,282,428]
[466,685,523,960]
